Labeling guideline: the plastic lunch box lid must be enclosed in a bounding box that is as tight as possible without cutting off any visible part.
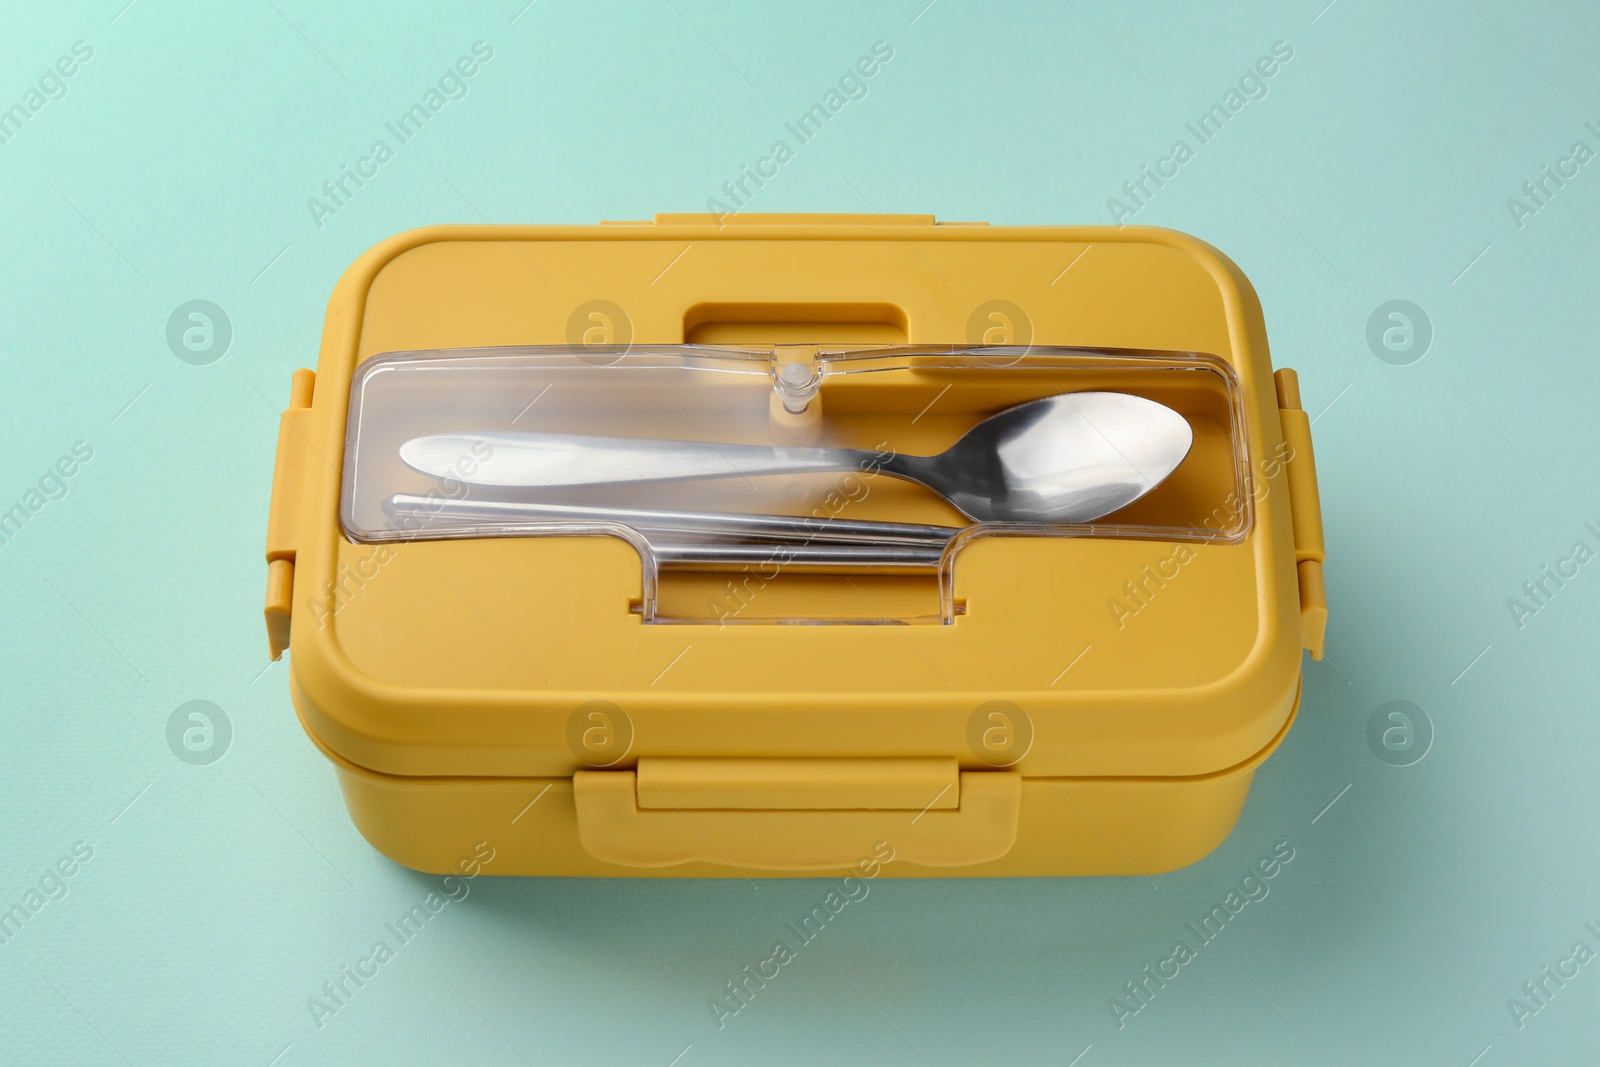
[266,217,1325,782]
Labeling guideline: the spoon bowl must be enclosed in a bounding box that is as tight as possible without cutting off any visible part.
[885,392,1195,522]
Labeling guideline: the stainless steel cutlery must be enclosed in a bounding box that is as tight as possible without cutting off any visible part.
[391,392,1193,568]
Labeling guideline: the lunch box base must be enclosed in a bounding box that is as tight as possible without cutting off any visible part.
[318,686,1295,880]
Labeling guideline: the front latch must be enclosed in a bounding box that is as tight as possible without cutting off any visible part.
[637,757,958,811]
[574,758,1020,870]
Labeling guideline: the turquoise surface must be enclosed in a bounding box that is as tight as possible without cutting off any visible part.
[2,1,1597,1063]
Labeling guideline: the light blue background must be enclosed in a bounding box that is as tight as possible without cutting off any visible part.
[2,1,1597,1063]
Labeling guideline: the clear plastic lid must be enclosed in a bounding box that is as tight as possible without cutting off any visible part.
[341,344,1249,620]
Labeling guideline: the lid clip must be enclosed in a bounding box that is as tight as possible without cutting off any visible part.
[1274,368,1328,660]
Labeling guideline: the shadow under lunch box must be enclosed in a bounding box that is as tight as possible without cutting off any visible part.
[262,215,1327,878]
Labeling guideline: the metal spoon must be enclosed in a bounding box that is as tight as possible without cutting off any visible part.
[398,392,1193,524]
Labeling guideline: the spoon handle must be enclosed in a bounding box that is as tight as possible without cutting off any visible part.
[401,431,888,489]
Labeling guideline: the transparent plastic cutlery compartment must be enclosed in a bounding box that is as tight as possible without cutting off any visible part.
[342,345,1250,571]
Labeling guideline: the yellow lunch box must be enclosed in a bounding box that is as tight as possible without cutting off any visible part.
[262,214,1327,878]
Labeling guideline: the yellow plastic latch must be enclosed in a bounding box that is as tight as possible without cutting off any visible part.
[636,758,959,811]
[575,760,1018,869]
[265,559,293,661]
[264,368,316,660]
[1274,368,1327,659]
